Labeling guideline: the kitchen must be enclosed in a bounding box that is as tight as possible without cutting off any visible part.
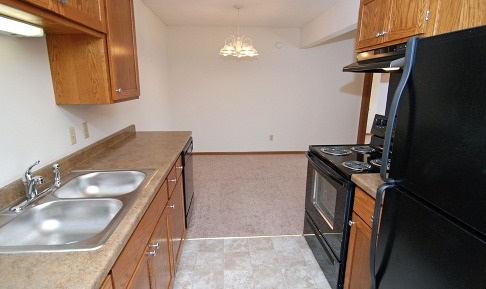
[1,0,486,288]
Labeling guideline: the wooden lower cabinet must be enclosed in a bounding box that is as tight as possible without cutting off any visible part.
[344,212,372,289]
[110,158,186,289]
[100,274,114,289]
[344,186,375,289]
[148,208,172,289]
[127,254,151,289]
[169,180,185,276]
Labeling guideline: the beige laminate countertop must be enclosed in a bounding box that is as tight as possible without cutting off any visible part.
[351,173,384,199]
[0,131,191,289]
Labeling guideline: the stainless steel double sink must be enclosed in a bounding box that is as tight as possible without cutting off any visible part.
[0,169,153,253]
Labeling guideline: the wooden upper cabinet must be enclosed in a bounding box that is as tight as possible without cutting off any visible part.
[20,0,105,32]
[56,0,106,32]
[105,0,140,102]
[21,0,52,9]
[385,0,429,43]
[356,0,390,50]
[430,0,486,35]
[46,0,140,104]
[356,0,430,51]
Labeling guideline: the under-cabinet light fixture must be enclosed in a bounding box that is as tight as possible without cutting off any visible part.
[0,15,44,37]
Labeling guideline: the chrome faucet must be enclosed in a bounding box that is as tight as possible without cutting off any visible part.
[53,163,61,188]
[12,160,46,212]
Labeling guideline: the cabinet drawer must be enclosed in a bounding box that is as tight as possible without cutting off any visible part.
[175,155,183,178]
[112,180,168,289]
[354,186,375,228]
[167,165,177,198]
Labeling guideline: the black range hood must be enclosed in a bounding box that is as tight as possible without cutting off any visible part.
[343,43,407,73]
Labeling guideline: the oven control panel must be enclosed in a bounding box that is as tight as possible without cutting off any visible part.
[371,114,387,138]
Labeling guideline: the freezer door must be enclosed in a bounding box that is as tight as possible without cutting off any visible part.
[388,26,486,235]
[374,187,486,289]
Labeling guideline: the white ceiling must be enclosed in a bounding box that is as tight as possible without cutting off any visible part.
[142,0,339,28]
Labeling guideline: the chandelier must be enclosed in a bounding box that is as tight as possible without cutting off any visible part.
[219,6,259,58]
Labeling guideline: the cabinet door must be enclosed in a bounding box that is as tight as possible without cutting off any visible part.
[148,208,172,289]
[56,0,105,32]
[384,0,429,43]
[356,0,390,50]
[432,0,486,35]
[105,0,140,102]
[344,213,372,289]
[169,180,185,275]
[127,253,151,289]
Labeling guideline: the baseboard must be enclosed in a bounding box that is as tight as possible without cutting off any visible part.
[193,151,305,155]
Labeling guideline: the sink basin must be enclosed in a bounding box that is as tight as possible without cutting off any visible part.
[53,170,146,198]
[0,169,154,253]
[0,199,122,251]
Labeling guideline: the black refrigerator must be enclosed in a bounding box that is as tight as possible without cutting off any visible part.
[370,26,486,289]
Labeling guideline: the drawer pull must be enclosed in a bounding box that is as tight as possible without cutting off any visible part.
[169,178,177,183]
[168,205,175,209]
[146,250,156,256]
[115,88,123,93]
[176,166,183,169]
[349,220,356,227]
[370,216,374,223]
[149,243,159,250]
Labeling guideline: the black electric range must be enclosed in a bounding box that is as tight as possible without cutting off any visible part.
[303,114,389,289]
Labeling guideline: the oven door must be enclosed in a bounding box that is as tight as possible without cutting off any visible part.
[305,152,354,261]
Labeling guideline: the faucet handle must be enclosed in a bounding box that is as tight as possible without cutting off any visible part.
[53,163,61,188]
[27,176,44,200]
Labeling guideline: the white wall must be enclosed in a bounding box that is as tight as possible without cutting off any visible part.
[300,0,359,48]
[0,0,170,187]
[168,27,364,152]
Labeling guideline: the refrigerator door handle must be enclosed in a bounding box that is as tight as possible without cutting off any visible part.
[370,183,394,289]
[380,37,419,184]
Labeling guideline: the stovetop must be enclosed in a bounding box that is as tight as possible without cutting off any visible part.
[309,144,386,179]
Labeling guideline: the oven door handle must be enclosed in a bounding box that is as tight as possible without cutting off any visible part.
[306,152,349,188]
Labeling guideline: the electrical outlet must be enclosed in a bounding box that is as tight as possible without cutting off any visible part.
[82,122,89,139]
[269,134,274,141]
[69,127,77,145]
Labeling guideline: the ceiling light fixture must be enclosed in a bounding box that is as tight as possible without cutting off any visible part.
[219,5,258,58]
[0,15,44,37]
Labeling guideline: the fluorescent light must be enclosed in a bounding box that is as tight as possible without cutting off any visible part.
[0,15,43,37]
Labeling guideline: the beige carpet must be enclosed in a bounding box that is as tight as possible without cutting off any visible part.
[186,154,308,238]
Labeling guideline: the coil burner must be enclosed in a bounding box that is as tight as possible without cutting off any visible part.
[342,161,372,172]
[370,158,390,170]
[351,146,375,154]
[321,147,352,156]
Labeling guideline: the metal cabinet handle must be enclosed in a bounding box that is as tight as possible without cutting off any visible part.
[149,243,159,250]
[348,220,356,227]
[115,88,123,93]
[168,204,175,209]
[176,166,183,169]
[370,215,374,223]
[169,178,177,183]
[376,31,388,38]
[59,0,67,3]
[146,250,157,256]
